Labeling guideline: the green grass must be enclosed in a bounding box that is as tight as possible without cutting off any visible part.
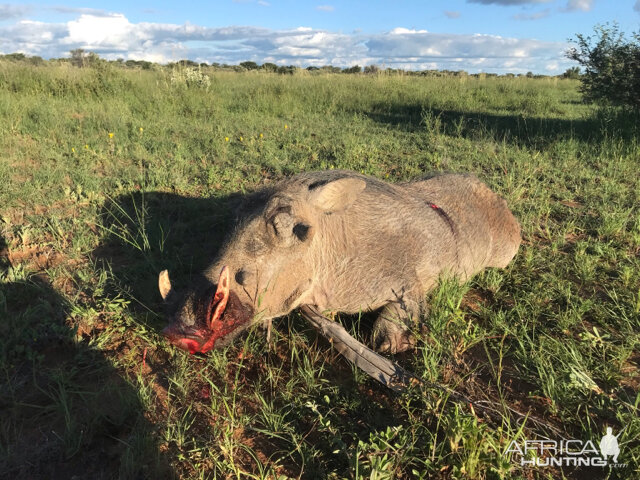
[1,61,639,479]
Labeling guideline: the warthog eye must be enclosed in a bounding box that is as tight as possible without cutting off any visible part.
[293,223,310,241]
[235,269,246,286]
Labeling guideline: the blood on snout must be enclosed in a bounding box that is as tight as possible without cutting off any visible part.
[176,338,201,354]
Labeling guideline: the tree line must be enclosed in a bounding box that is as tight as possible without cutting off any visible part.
[1,49,568,79]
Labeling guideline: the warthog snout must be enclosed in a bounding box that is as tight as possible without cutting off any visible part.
[160,267,254,353]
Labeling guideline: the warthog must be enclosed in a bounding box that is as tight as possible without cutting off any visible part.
[159,170,521,354]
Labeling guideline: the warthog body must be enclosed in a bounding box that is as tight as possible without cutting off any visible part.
[160,170,521,354]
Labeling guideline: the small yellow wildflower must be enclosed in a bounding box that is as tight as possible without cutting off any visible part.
[108,132,114,139]
[259,133,264,138]
[71,147,75,153]
[284,124,288,129]
[139,127,144,133]
[85,144,89,149]
[239,136,243,142]
[225,136,230,142]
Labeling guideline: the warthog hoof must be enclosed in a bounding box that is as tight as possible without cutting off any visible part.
[373,328,416,354]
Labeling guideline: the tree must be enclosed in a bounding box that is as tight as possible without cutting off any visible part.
[240,61,259,70]
[364,64,380,74]
[4,53,25,61]
[276,65,297,75]
[342,65,362,74]
[70,49,86,67]
[177,59,198,67]
[562,66,581,79]
[567,24,640,110]
[69,49,100,67]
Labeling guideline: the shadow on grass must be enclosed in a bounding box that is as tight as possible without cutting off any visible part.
[93,189,271,315]
[0,235,172,479]
[364,103,640,149]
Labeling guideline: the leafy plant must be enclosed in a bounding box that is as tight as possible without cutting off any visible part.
[567,23,640,110]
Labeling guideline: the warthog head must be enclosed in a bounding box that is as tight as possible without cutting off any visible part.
[159,173,367,353]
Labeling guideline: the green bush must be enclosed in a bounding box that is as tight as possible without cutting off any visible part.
[567,24,640,110]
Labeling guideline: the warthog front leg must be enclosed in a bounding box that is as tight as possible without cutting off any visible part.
[372,291,419,354]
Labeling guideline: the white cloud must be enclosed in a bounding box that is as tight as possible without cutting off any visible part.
[513,8,550,20]
[562,0,593,11]
[64,14,134,49]
[468,0,551,5]
[316,5,334,12]
[50,6,112,17]
[390,27,428,34]
[634,0,640,12]
[0,14,573,74]
[363,30,570,73]
[0,3,31,20]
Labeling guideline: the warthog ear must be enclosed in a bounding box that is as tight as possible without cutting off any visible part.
[309,177,366,212]
[158,270,173,301]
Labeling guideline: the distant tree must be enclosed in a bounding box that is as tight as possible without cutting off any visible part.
[276,65,297,75]
[526,71,534,78]
[69,49,100,67]
[562,66,581,79]
[27,55,44,66]
[343,65,362,74]
[124,59,153,70]
[3,53,26,61]
[364,64,380,74]
[240,61,259,70]
[0,53,43,65]
[261,62,278,72]
[70,49,85,67]
[567,23,640,110]
[177,59,198,67]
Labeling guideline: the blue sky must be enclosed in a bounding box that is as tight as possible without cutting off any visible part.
[1,1,639,74]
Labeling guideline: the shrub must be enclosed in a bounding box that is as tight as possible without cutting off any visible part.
[567,24,640,110]
[170,66,211,89]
